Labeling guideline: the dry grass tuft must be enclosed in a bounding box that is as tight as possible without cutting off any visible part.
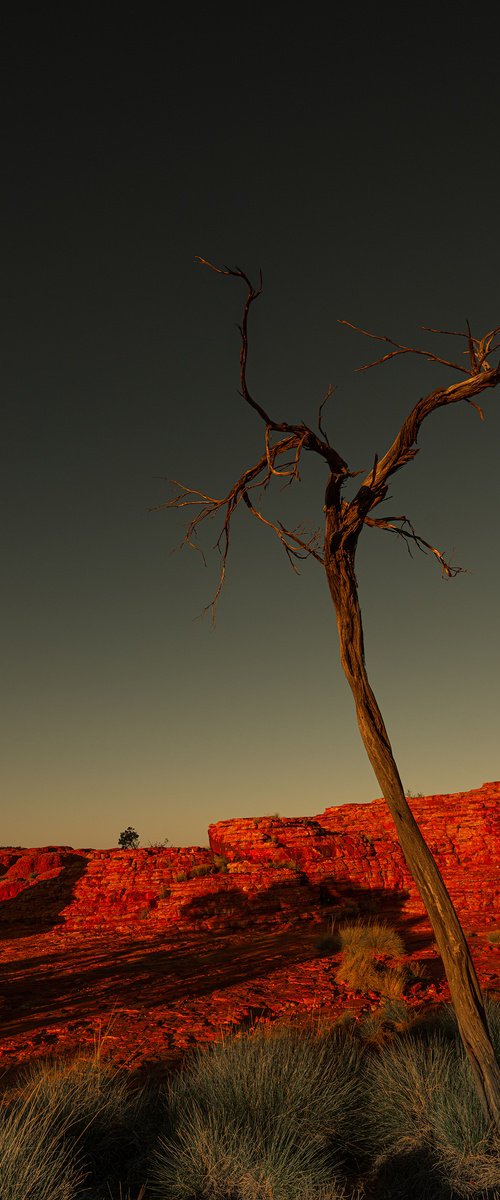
[334,920,406,997]
[338,920,405,959]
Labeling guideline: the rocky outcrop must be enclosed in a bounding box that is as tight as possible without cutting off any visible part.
[0,782,498,934]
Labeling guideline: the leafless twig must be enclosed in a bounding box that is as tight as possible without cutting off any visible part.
[364,514,466,578]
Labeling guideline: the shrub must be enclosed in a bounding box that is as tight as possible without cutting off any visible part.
[190,864,213,877]
[152,1022,365,1199]
[487,929,500,946]
[118,827,140,850]
[173,870,188,882]
[213,853,228,873]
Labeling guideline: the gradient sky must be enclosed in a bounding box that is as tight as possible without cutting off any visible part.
[2,17,499,850]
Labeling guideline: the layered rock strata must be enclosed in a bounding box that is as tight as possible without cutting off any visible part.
[0,782,498,934]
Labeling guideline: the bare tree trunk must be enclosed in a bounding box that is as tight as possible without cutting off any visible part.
[324,537,500,1132]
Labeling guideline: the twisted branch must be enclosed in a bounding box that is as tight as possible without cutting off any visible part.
[159,261,500,616]
[339,321,500,532]
[364,514,466,578]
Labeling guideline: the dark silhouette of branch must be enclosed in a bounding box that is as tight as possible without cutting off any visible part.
[338,318,469,374]
[364,514,466,578]
[161,262,499,621]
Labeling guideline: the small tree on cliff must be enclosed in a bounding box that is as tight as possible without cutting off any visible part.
[156,259,500,1129]
[118,826,140,849]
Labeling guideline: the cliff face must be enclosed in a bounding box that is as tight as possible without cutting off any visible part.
[0,782,498,935]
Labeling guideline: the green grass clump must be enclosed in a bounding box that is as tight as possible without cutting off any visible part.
[363,995,500,1198]
[2,1051,155,1200]
[0,1077,84,1200]
[151,1022,365,1199]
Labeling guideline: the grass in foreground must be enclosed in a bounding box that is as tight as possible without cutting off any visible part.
[153,1021,365,1199]
[1,944,499,1198]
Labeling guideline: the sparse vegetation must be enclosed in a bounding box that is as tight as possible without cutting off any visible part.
[488,929,500,946]
[337,921,405,959]
[172,869,188,882]
[318,920,407,1000]
[2,997,499,1198]
[118,827,140,850]
[189,863,213,877]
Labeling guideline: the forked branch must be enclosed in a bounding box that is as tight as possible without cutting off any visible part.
[364,514,465,578]
[160,261,500,617]
[340,320,500,525]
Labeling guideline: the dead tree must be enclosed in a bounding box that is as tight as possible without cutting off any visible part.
[157,258,500,1130]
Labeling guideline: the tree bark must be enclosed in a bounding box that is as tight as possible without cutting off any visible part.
[324,531,500,1132]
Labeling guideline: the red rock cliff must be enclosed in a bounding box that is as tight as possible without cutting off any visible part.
[0,782,498,934]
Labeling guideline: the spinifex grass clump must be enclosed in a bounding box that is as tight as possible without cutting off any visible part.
[327,920,407,999]
[0,1076,84,1200]
[1,1050,155,1200]
[337,921,405,958]
[152,1022,366,1200]
[364,995,500,1199]
[21,1053,142,1185]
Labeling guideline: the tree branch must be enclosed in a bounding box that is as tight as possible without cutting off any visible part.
[338,319,469,375]
[364,514,466,578]
[163,265,500,617]
[195,257,350,478]
[153,429,323,621]
[338,321,500,528]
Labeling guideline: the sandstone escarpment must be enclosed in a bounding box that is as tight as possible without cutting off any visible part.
[0,782,498,934]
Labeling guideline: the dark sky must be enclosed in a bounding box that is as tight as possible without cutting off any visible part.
[2,16,499,848]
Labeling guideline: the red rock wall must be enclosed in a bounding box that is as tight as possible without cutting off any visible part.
[0,782,498,933]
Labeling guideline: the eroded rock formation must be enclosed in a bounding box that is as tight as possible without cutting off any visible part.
[0,782,498,936]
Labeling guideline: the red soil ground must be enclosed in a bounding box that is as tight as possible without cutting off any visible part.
[0,910,498,1087]
[0,784,498,1084]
